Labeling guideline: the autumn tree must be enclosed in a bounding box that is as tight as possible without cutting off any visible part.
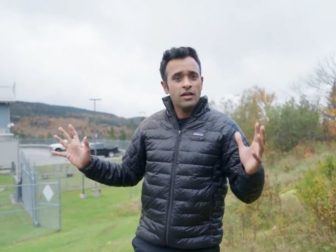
[231,86,275,140]
[323,82,336,139]
[308,55,336,139]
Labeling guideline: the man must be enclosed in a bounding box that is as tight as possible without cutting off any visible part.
[54,47,265,252]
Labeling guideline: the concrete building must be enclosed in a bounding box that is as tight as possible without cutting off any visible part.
[0,84,15,134]
[0,84,18,173]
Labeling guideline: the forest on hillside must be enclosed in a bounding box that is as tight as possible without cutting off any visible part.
[9,101,144,139]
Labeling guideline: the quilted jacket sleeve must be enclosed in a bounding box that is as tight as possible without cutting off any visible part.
[222,124,265,203]
[80,127,146,186]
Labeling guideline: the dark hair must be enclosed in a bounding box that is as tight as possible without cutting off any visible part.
[159,47,202,81]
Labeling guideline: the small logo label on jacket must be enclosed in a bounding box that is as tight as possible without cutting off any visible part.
[193,132,204,137]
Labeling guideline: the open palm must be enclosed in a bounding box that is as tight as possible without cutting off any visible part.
[52,124,91,170]
[234,122,265,175]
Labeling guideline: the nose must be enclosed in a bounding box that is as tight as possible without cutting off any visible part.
[182,77,192,89]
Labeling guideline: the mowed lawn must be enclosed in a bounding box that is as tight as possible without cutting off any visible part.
[0,176,142,252]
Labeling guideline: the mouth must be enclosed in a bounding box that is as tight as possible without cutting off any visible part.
[180,92,194,97]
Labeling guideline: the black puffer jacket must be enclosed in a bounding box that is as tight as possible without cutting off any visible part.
[82,96,264,250]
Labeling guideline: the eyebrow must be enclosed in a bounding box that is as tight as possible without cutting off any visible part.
[171,70,199,78]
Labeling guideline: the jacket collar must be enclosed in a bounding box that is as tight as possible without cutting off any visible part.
[162,95,210,120]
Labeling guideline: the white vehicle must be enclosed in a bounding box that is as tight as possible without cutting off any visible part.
[49,143,65,152]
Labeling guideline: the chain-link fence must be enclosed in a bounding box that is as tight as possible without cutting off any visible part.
[16,151,61,230]
[0,140,127,247]
[0,151,61,247]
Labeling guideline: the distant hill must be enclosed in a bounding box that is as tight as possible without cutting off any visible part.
[9,101,145,139]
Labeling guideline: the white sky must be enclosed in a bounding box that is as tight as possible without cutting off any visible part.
[0,0,335,117]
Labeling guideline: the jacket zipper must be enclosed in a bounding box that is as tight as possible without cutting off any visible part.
[165,129,182,245]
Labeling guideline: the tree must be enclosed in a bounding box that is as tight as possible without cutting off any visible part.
[307,55,336,139]
[308,54,336,92]
[232,86,275,140]
[267,96,322,151]
[108,127,116,139]
[325,82,336,120]
[119,129,127,140]
[323,82,336,139]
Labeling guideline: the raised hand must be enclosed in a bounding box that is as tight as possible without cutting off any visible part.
[234,122,265,175]
[52,124,91,169]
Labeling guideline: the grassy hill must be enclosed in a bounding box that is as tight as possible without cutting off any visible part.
[9,101,144,139]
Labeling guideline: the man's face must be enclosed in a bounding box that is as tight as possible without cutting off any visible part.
[161,56,203,119]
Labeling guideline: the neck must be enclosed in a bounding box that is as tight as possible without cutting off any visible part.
[174,107,193,119]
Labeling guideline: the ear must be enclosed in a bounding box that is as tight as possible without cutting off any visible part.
[200,76,204,89]
[161,80,169,94]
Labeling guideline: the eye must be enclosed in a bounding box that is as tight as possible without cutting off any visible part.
[190,73,199,80]
[172,75,182,82]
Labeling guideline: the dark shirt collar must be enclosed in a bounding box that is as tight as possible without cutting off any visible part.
[162,95,210,120]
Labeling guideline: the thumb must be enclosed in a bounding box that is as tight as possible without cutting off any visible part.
[234,132,244,148]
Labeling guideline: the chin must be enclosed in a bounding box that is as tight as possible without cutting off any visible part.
[181,102,198,110]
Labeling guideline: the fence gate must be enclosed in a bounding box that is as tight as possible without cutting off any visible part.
[18,151,61,230]
[0,165,61,247]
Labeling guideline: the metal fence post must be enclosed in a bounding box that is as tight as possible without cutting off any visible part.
[31,163,39,227]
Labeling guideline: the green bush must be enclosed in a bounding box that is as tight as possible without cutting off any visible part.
[296,156,336,233]
[266,97,323,152]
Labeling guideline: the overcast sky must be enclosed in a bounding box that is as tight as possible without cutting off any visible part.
[0,0,335,117]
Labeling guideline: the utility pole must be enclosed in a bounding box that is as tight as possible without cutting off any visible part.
[90,98,102,197]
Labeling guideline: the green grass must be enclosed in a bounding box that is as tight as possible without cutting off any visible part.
[0,175,52,248]
[220,141,336,252]
[1,142,336,251]
[0,175,142,252]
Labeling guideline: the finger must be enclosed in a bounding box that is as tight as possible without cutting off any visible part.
[260,125,265,145]
[58,126,72,141]
[253,122,260,142]
[53,134,62,142]
[53,134,68,147]
[254,123,264,146]
[252,153,262,164]
[254,123,266,156]
[256,134,264,156]
[83,136,90,148]
[253,130,265,158]
[234,132,244,148]
[68,124,79,140]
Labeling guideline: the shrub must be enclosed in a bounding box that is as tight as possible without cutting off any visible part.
[296,156,336,233]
